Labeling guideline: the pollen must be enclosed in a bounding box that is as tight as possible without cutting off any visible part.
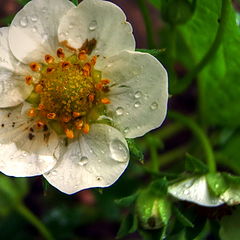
[25,45,112,138]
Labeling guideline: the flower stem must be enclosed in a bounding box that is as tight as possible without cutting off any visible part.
[137,0,155,48]
[16,203,54,240]
[173,0,230,94]
[168,111,216,172]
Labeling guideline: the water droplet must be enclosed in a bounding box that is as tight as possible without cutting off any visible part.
[110,139,129,163]
[42,7,47,13]
[134,101,141,108]
[123,127,129,134]
[78,156,88,166]
[41,33,48,43]
[69,23,74,29]
[32,26,37,32]
[31,15,38,22]
[134,91,142,99]
[20,17,28,27]
[116,107,124,116]
[150,102,158,110]
[51,170,57,176]
[183,189,189,195]
[89,20,97,31]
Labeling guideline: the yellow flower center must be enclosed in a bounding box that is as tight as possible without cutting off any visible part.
[26,47,111,139]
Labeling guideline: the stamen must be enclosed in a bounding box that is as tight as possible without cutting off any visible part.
[36,121,45,129]
[57,48,65,58]
[78,50,87,61]
[25,76,33,85]
[45,54,54,64]
[35,84,43,93]
[30,62,41,72]
[75,119,83,130]
[101,98,111,104]
[27,108,36,117]
[47,113,56,120]
[101,79,110,85]
[90,56,97,65]
[82,123,90,134]
[82,63,91,77]
[88,94,95,102]
[61,62,71,69]
[62,115,71,123]
[65,129,74,139]
[73,112,81,118]
[47,67,55,73]
[38,104,45,110]
[95,83,103,90]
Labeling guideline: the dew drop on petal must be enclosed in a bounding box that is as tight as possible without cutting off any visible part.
[116,107,124,116]
[110,139,129,163]
[20,17,28,27]
[32,26,37,33]
[42,7,47,13]
[78,156,89,166]
[96,176,103,181]
[123,127,129,134]
[51,170,57,176]
[150,102,158,110]
[89,20,97,31]
[134,91,142,99]
[134,101,141,108]
[183,189,190,195]
[41,33,49,43]
[31,15,38,22]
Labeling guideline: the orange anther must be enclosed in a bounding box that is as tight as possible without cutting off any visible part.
[101,79,110,85]
[46,67,55,73]
[82,123,90,134]
[90,56,97,65]
[47,113,56,119]
[62,115,71,123]
[27,108,36,117]
[73,112,81,118]
[38,104,45,110]
[35,84,43,93]
[88,94,95,102]
[36,121,45,129]
[57,48,65,58]
[82,63,91,77]
[61,61,71,69]
[25,75,33,85]
[78,50,87,61]
[95,83,103,90]
[101,98,111,104]
[29,62,41,72]
[45,54,54,64]
[75,119,83,130]
[65,129,74,139]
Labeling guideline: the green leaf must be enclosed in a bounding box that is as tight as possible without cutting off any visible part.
[149,178,168,197]
[147,0,161,9]
[0,15,14,25]
[116,213,138,239]
[220,207,240,240]
[126,139,144,164]
[173,207,194,228]
[16,0,31,5]
[71,0,78,5]
[115,192,139,207]
[206,172,228,196]
[185,153,209,174]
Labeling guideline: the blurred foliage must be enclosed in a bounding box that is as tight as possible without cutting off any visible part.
[1,0,240,239]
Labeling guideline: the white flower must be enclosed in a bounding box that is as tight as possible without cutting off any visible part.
[0,0,168,194]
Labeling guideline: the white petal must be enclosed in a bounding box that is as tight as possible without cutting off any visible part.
[0,27,32,107]
[98,50,168,138]
[168,176,224,207]
[44,124,129,194]
[0,105,59,177]
[9,0,75,63]
[58,0,135,57]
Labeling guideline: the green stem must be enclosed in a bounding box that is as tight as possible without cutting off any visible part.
[150,145,159,172]
[137,0,155,48]
[173,0,230,94]
[168,111,216,172]
[16,203,54,240]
